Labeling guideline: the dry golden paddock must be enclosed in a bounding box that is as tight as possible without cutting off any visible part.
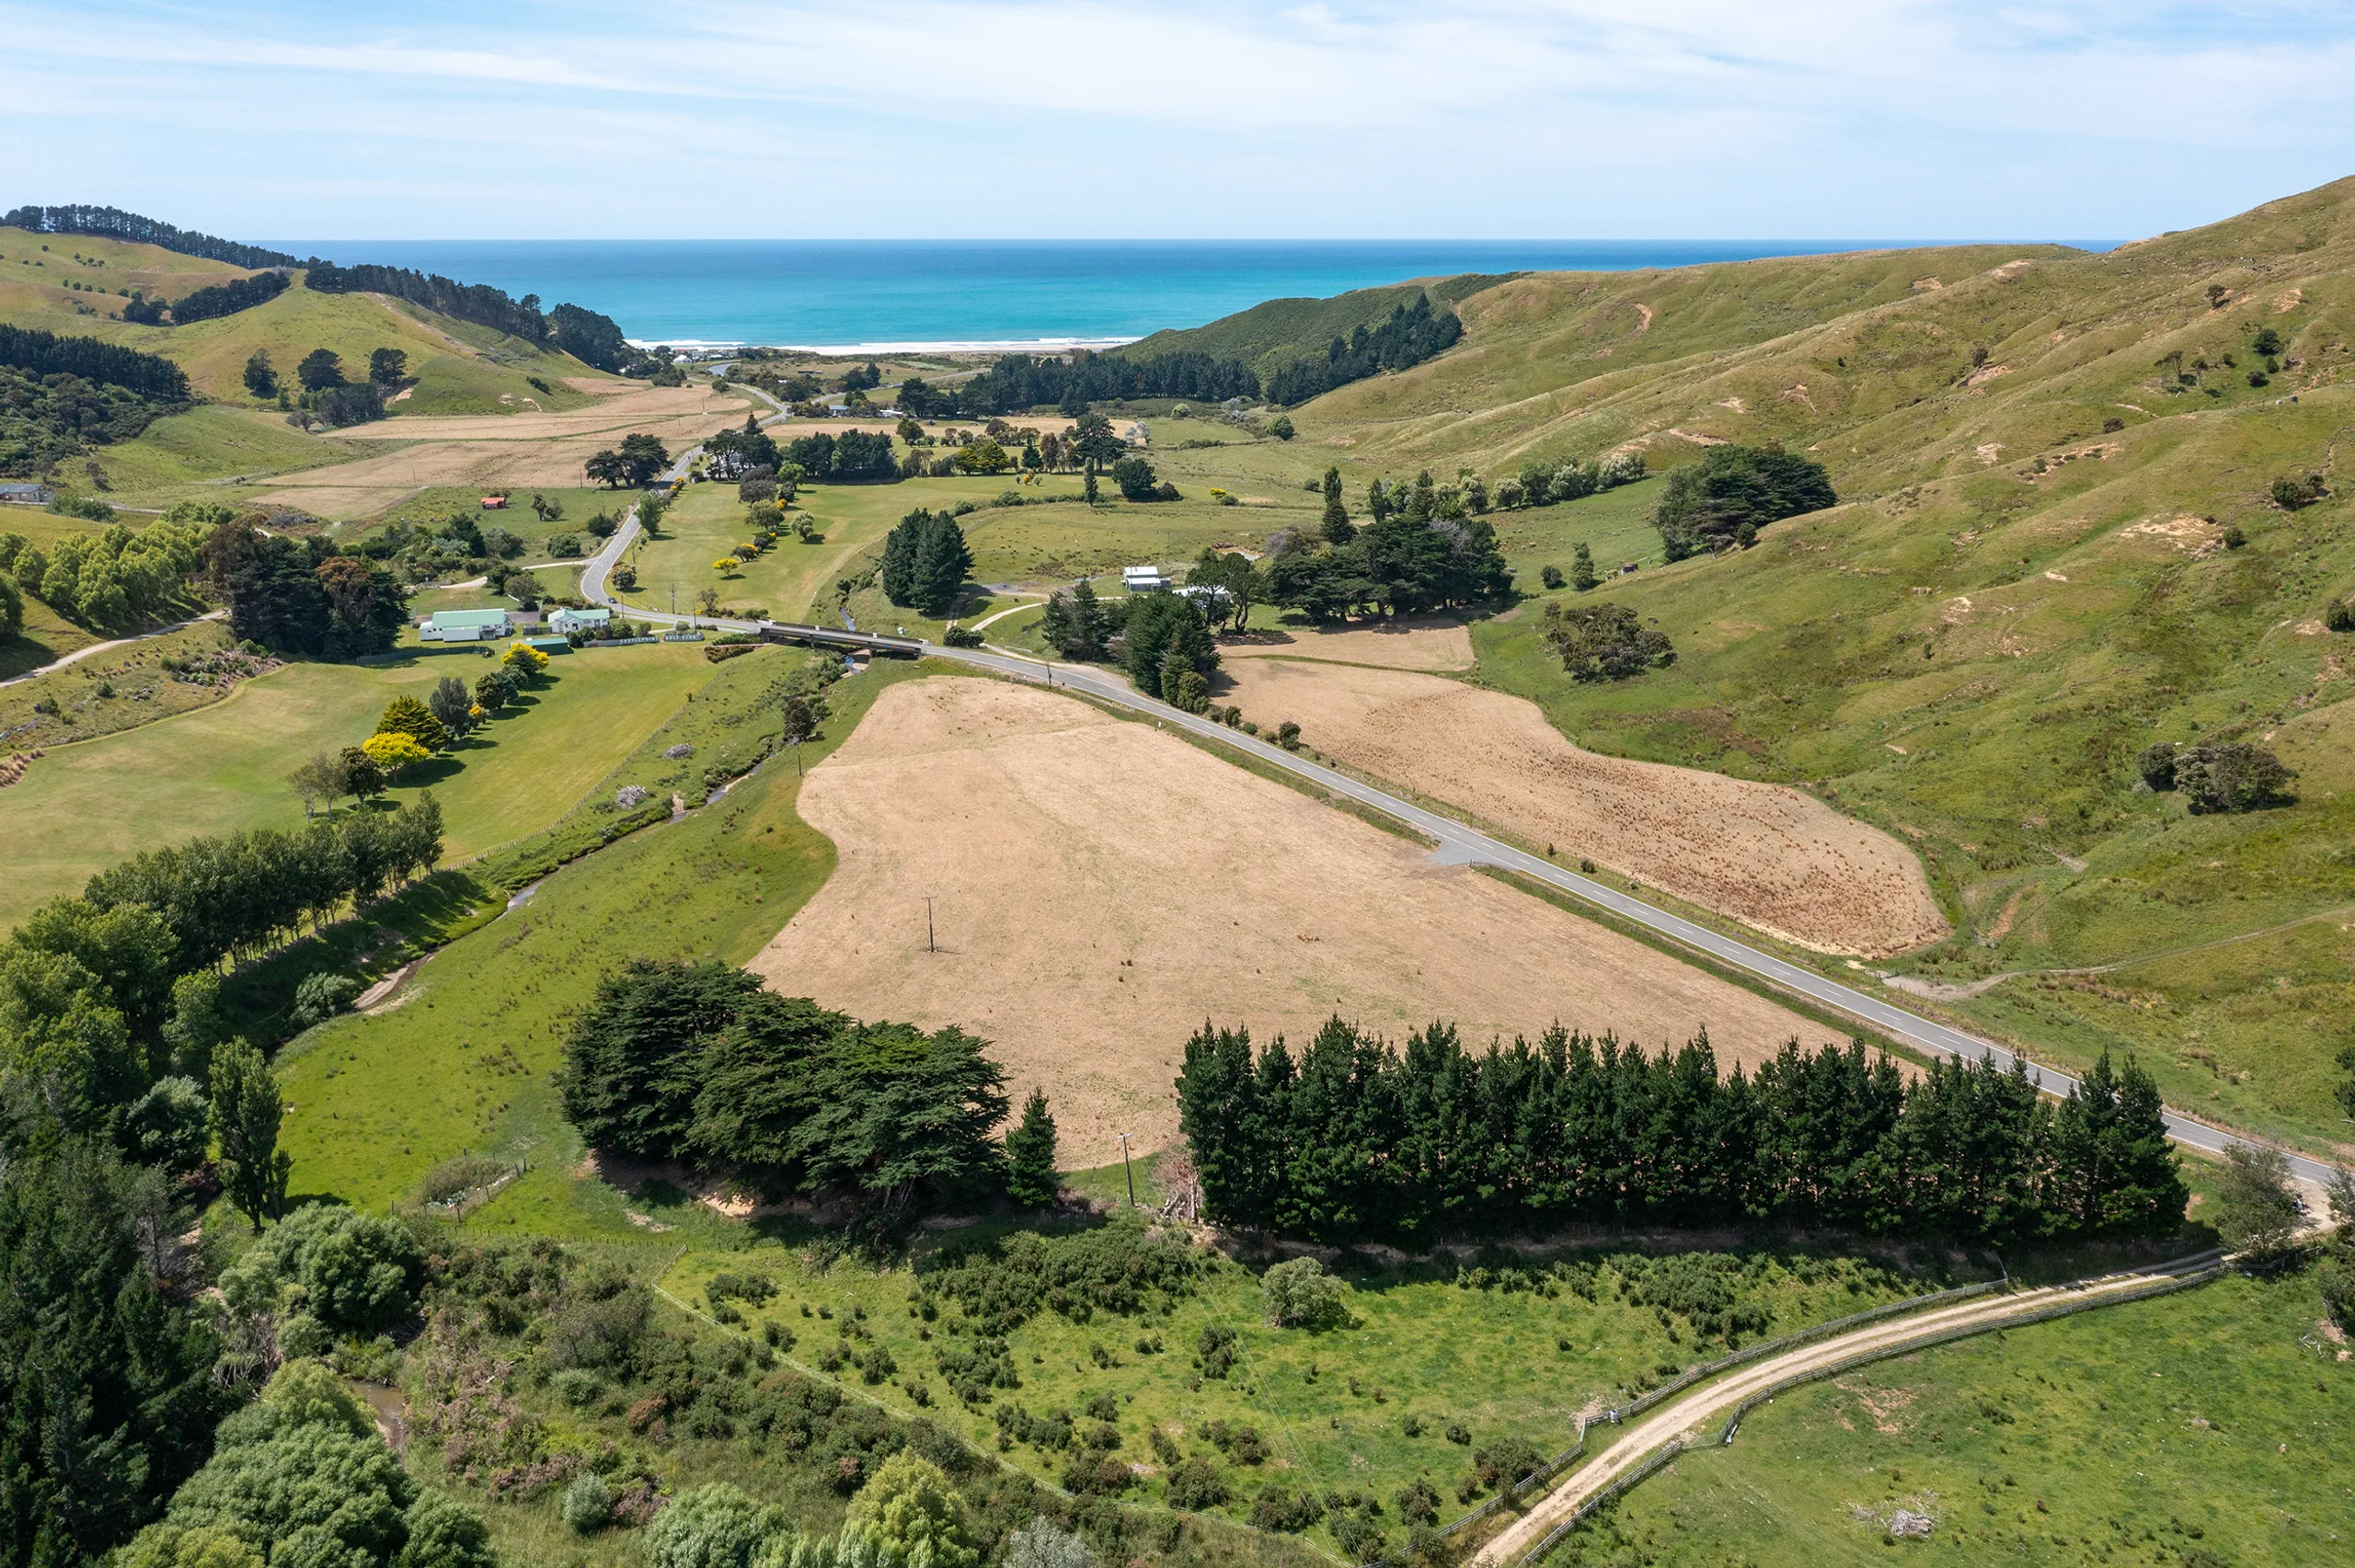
[248,382,755,515]
[1215,655,1948,958]
[751,676,1842,1159]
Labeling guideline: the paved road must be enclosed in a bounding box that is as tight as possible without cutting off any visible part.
[570,490,2344,1188]
[1476,1248,2223,1567]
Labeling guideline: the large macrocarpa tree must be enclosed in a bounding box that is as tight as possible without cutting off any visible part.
[557,960,1015,1218]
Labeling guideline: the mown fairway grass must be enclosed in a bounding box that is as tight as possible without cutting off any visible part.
[1556,1270,2354,1568]
[0,643,718,930]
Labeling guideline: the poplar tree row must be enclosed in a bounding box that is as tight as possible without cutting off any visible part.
[84,795,443,973]
[1175,1019,2185,1246]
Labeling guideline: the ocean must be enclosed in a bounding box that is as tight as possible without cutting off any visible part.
[258,239,2088,353]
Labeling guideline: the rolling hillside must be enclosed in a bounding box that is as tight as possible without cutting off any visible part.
[1284,177,2355,1156]
[1114,272,1510,379]
[0,226,611,413]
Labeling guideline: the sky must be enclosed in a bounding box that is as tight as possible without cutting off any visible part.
[6,0,2353,241]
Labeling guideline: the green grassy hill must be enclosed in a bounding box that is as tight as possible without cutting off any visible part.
[0,242,608,408]
[1263,177,2355,1156]
[1114,273,1510,378]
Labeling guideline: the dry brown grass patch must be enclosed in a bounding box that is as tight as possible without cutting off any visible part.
[751,677,1839,1156]
[1216,659,1947,957]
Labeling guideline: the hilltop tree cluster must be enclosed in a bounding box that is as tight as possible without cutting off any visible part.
[917,350,1260,418]
[202,516,410,658]
[1177,1019,2185,1246]
[557,960,1014,1216]
[120,269,288,327]
[1264,293,1464,406]
[0,323,191,474]
[1540,601,1675,681]
[1264,470,1511,620]
[1653,443,1837,559]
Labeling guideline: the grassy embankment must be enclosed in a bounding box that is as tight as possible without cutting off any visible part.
[1556,1271,2353,1568]
[1101,180,2355,1158]
[0,641,720,930]
[274,648,925,1229]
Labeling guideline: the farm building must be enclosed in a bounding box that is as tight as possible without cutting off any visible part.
[480,496,509,509]
[0,483,54,505]
[1121,565,1170,591]
[419,608,511,642]
[523,635,570,655]
[547,607,612,635]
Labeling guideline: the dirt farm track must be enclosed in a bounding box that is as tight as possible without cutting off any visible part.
[752,676,1844,1158]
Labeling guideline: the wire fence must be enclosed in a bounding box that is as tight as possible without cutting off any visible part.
[1512,1262,2226,1567]
[1362,1273,2008,1568]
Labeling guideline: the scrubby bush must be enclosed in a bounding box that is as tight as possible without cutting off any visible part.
[2136,742,2178,791]
[2176,742,2293,813]
[1262,1256,1348,1329]
[291,971,362,1028]
[2271,473,2326,509]
[1473,1436,1546,1494]
[1250,1483,1325,1533]
[1539,564,1564,589]
[1166,1458,1230,1510]
[562,1471,614,1534]
[219,1205,424,1336]
[644,1482,787,1568]
[1003,1517,1097,1568]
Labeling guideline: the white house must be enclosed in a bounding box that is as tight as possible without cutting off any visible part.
[548,606,613,635]
[1121,565,1169,592]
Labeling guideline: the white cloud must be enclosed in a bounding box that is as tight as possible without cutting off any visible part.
[2,0,2350,236]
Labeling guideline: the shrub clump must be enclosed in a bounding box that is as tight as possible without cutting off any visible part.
[1261,1256,1348,1329]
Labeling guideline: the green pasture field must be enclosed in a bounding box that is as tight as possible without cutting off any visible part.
[350,485,624,543]
[1453,388,2355,1156]
[273,653,929,1230]
[43,406,371,512]
[1557,1270,2354,1568]
[1486,477,1671,587]
[652,1231,1955,1525]
[0,642,718,932]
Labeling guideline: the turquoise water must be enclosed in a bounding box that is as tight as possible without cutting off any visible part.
[265,239,2095,350]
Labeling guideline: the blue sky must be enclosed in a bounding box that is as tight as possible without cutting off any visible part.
[6,1,2351,240]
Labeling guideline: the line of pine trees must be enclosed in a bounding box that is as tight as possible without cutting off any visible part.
[1264,293,1464,406]
[0,322,190,400]
[1175,1019,2185,1246]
